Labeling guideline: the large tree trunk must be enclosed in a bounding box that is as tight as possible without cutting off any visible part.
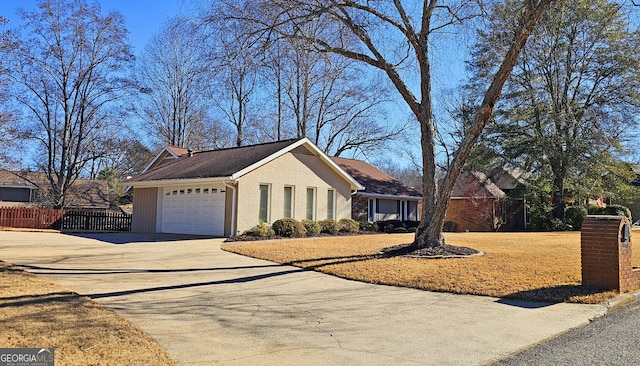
[552,175,565,220]
[412,0,554,249]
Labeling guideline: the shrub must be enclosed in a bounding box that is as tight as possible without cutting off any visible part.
[529,203,567,231]
[375,220,404,233]
[302,219,320,236]
[586,204,606,215]
[564,206,588,231]
[391,227,408,233]
[442,221,459,233]
[319,219,339,235]
[242,222,274,237]
[358,221,377,232]
[338,218,359,233]
[586,203,632,221]
[402,220,420,229]
[603,204,632,221]
[271,218,307,238]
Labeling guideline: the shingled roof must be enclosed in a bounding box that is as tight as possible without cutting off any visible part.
[451,171,506,199]
[129,139,306,182]
[126,138,364,190]
[331,157,422,198]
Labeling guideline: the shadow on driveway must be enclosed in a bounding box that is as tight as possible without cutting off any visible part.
[84,268,306,299]
[64,232,221,244]
[497,284,611,307]
[16,263,286,275]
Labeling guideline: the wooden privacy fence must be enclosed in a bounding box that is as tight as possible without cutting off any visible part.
[0,207,131,232]
[0,207,65,230]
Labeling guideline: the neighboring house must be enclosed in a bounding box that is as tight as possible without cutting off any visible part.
[0,170,110,210]
[0,170,38,204]
[125,138,364,237]
[445,168,529,232]
[331,157,422,222]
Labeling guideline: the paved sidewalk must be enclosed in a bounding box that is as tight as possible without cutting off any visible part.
[0,231,607,365]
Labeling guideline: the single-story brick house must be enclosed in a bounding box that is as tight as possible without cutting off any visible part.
[331,157,422,222]
[445,168,528,232]
[125,138,364,237]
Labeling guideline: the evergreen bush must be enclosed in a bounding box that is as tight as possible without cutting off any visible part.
[242,222,275,237]
[302,219,321,236]
[319,219,339,235]
[564,206,588,230]
[338,218,359,233]
[271,218,307,238]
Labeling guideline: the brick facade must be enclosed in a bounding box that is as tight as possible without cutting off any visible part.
[581,215,640,293]
[351,195,368,222]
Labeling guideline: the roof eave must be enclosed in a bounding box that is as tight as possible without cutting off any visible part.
[0,183,38,189]
[122,176,233,188]
[450,195,506,199]
[141,147,183,173]
[355,192,422,200]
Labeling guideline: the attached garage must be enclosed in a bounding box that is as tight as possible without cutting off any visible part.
[126,138,364,237]
[160,185,226,236]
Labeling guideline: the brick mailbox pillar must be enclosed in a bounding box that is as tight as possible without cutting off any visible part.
[581,215,640,293]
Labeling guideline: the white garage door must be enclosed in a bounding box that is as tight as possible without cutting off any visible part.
[161,186,226,236]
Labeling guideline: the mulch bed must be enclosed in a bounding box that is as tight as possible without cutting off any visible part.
[380,243,482,258]
[225,231,376,242]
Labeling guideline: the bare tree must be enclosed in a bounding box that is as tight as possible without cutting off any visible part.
[284,43,399,157]
[6,0,134,208]
[136,17,218,150]
[0,17,18,167]
[211,4,402,156]
[259,38,290,141]
[221,0,553,249]
[210,18,262,147]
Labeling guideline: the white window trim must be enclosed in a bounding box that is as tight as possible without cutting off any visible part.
[306,187,317,221]
[284,185,295,218]
[259,184,271,223]
[327,189,336,220]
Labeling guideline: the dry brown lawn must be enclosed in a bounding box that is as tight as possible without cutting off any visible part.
[0,261,176,366]
[223,231,639,304]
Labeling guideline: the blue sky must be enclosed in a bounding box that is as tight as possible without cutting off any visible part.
[0,0,464,167]
[0,0,187,55]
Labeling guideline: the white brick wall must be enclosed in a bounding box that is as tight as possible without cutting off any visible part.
[235,152,352,234]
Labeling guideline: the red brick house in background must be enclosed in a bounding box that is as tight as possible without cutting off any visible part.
[331,157,422,222]
[445,168,529,232]
[0,170,110,210]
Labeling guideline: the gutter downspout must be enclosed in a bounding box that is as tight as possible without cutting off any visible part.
[224,181,238,237]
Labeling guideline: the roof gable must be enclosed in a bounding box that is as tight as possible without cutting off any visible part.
[142,146,192,173]
[485,167,529,191]
[331,157,422,198]
[451,171,506,198]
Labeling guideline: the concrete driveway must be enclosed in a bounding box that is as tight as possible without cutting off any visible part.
[0,231,607,365]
